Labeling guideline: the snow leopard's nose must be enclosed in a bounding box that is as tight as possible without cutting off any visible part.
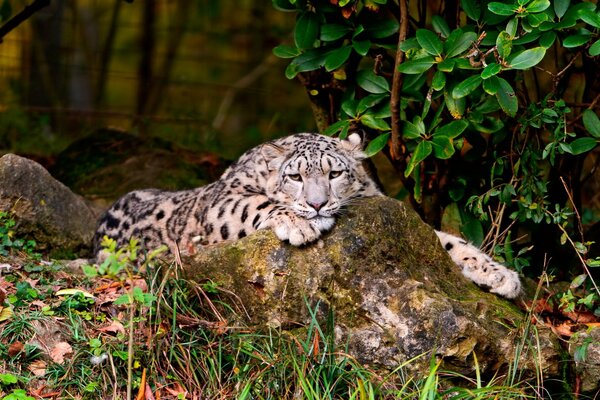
[308,200,325,211]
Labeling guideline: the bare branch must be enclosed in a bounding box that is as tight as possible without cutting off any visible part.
[0,0,50,43]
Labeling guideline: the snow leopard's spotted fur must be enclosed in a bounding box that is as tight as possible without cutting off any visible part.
[93,132,521,298]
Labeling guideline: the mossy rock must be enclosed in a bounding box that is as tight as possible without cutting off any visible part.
[181,196,562,377]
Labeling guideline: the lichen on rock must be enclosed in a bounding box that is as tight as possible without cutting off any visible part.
[181,196,561,377]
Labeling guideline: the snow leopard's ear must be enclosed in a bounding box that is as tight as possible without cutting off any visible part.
[261,143,288,170]
[339,132,367,159]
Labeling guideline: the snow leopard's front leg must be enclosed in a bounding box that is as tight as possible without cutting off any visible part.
[259,207,335,246]
[435,230,522,299]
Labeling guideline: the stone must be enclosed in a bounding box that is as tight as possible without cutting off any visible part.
[0,154,97,256]
[181,196,561,377]
[570,327,600,393]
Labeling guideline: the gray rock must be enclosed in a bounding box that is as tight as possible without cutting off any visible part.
[0,153,97,256]
[181,196,561,377]
[570,327,600,393]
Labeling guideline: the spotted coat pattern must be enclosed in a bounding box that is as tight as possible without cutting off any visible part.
[93,132,521,298]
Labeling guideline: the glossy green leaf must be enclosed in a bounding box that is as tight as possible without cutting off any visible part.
[539,31,557,48]
[320,24,352,41]
[507,47,546,69]
[589,39,600,56]
[579,9,600,28]
[432,70,446,91]
[496,31,512,59]
[341,98,358,118]
[461,0,481,20]
[405,140,433,177]
[361,114,391,131]
[445,90,466,118]
[324,119,350,136]
[364,132,390,156]
[416,29,443,56]
[554,0,570,18]
[325,46,352,71]
[352,40,371,56]
[563,34,592,48]
[481,63,502,79]
[437,58,456,72]
[432,15,450,37]
[357,94,388,114]
[431,135,454,159]
[506,17,518,36]
[397,57,436,74]
[356,69,390,93]
[445,31,478,58]
[570,137,598,155]
[272,0,297,11]
[452,75,482,99]
[583,110,600,138]
[434,120,469,139]
[294,12,320,50]
[402,120,423,139]
[526,0,550,13]
[495,77,518,116]
[527,11,549,27]
[285,48,327,79]
[364,19,399,39]
[488,2,516,16]
[273,44,302,59]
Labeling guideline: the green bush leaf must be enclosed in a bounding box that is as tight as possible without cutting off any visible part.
[405,140,433,177]
[432,70,446,91]
[325,46,352,71]
[324,119,350,136]
[445,89,466,118]
[364,19,399,39]
[570,137,598,155]
[285,48,328,79]
[496,77,518,116]
[432,135,456,159]
[437,58,455,72]
[432,15,450,37]
[481,63,502,79]
[589,39,600,56]
[356,70,390,93]
[397,57,435,74]
[452,75,482,99]
[539,31,557,48]
[507,47,546,69]
[461,0,481,20]
[416,29,443,56]
[357,94,388,114]
[526,0,550,13]
[361,114,391,131]
[364,132,390,157]
[554,0,570,18]
[579,9,600,28]
[402,120,424,139]
[352,39,371,56]
[294,11,320,50]
[496,31,512,59]
[445,30,478,58]
[583,110,600,138]
[434,120,469,139]
[273,44,302,58]
[488,2,516,16]
[320,24,352,41]
[563,34,592,48]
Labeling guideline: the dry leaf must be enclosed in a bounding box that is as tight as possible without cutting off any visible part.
[49,342,73,364]
[28,360,47,376]
[8,341,24,357]
[98,320,126,335]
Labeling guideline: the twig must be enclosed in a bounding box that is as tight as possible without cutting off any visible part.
[390,0,408,161]
[0,0,50,43]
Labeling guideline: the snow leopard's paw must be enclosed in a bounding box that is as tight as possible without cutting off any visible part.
[435,230,522,299]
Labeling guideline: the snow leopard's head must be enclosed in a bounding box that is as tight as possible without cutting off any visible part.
[261,132,382,219]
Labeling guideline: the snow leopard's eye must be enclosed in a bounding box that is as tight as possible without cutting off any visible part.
[287,173,302,182]
[329,170,344,179]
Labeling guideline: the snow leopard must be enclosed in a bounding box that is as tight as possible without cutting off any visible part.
[93,132,521,298]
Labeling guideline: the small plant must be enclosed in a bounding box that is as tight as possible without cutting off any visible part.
[0,212,37,258]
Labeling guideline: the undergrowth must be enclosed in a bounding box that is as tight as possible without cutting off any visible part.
[0,212,589,399]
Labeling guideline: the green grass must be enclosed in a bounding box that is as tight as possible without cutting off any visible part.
[0,221,577,399]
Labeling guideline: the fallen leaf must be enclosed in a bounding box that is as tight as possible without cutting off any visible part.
[30,300,48,309]
[8,341,24,357]
[28,360,48,376]
[0,305,14,322]
[49,342,73,364]
[551,322,575,337]
[98,320,126,335]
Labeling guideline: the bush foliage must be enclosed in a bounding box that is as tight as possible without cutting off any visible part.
[273,0,600,310]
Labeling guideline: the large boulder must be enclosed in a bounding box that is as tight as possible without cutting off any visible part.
[0,154,97,256]
[182,197,561,377]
